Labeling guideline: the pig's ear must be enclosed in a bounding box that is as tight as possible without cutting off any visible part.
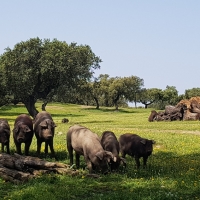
[51,121,57,127]
[95,151,104,160]
[13,127,18,133]
[39,121,47,128]
[104,151,114,163]
[105,151,114,159]
[23,125,31,132]
[140,139,146,145]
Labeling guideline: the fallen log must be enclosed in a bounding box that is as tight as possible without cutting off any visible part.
[0,164,32,183]
[0,153,79,183]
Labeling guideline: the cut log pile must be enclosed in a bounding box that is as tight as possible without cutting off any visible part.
[0,153,79,184]
[148,97,200,122]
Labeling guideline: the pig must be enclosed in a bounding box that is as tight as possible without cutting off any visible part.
[67,125,115,173]
[101,131,126,171]
[13,114,34,155]
[34,111,57,159]
[0,119,11,154]
[119,133,155,169]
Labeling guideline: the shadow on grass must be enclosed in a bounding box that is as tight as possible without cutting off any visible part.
[82,107,141,113]
[75,120,114,124]
[51,113,85,118]
[0,111,27,117]
[1,151,200,199]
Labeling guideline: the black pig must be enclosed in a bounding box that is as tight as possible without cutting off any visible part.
[101,131,126,171]
[13,114,34,155]
[119,133,155,169]
[0,119,11,154]
[34,111,57,159]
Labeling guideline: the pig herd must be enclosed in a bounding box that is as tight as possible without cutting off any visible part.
[0,111,155,174]
[0,111,57,159]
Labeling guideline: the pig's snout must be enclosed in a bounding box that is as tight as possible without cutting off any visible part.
[44,134,53,140]
[17,137,24,143]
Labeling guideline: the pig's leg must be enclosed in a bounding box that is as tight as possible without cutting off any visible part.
[48,139,57,160]
[36,140,42,156]
[25,141,31,156]
[15,141,22,155]
[45,141,48,154]
[143,156,148,168]
[67,142,73,166]
[6,143,10,154]
[85,156,93,173]
[135,156,140,169]
[75,153,80,168]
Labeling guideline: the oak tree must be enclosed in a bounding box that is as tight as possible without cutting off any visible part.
[0,38,101,117]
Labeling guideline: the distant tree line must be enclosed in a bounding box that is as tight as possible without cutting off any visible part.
[0,37,200,118]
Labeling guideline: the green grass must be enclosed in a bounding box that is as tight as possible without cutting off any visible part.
[1,102,200,200]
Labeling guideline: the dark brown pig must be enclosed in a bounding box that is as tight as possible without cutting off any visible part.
[13,114,34,155]
[101,131,126,171]
[119,133,155,169]
[34,111,57,159]
[0,119,11,154]
[67,125,115,173]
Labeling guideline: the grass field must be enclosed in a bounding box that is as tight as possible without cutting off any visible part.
[0,102,200,200]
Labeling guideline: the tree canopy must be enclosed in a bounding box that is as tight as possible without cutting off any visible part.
[0,38,101,117]
[185,88,200,99]
[137,88,163,108]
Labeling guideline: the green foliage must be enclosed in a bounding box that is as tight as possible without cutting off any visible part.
[1,103,200,199]
[137,88,163,108]
[0,38,101,116]
[162,85,179,105]
[185,88,200,99]
[90,75,144,110]
[150,86,181,109]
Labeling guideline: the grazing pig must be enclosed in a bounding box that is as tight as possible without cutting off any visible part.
[0,119,11,154]
[101,131,126,171]
[67,125,115,173]
[13,114,34,155]
[34,111,57,159]
[119,133,155,169]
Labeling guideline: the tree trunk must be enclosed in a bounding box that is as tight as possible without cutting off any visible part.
[141,101,154,109]
[94,97,99,109]
[23,96,39,118]
[134,92,137,108]
[115,103,119,110]
[42,102,48,111]
[113,94,120,111]
[0,153,79,183]
[134,101,137,108]
[105,99,109,107]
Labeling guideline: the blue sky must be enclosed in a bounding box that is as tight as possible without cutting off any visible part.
[1,1,200,95]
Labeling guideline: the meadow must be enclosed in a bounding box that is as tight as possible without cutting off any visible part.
[0,102,200,200]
